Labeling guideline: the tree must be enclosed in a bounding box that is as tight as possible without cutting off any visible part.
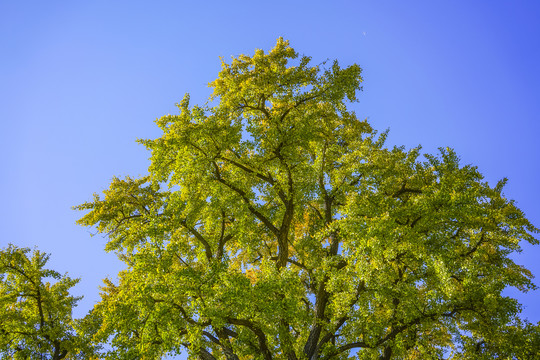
[0,245,93,359]
[75,38,539,359]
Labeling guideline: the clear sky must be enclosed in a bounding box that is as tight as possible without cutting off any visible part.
[1,1,539,357]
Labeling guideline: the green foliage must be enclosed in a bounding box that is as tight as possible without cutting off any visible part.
[0,245,94,359]
[75,38,539,359]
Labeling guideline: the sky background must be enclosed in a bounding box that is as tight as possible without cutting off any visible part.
[1,1,539,357]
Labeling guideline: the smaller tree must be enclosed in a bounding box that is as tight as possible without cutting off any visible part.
[0,245,92,360]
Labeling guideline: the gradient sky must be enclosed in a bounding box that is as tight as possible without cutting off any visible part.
[1,1,539,358]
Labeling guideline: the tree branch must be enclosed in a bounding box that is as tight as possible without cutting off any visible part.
[213,165,280,238]
[227,318,273,360]
[180,220,214,260]
[463,232,486,258]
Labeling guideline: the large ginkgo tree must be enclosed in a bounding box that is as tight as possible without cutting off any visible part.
[75,38,539,359]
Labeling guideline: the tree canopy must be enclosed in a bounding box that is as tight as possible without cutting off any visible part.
[71,38,540,359]
[0,245,94,359]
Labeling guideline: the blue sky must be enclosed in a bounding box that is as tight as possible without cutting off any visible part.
[1,0,539,356]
